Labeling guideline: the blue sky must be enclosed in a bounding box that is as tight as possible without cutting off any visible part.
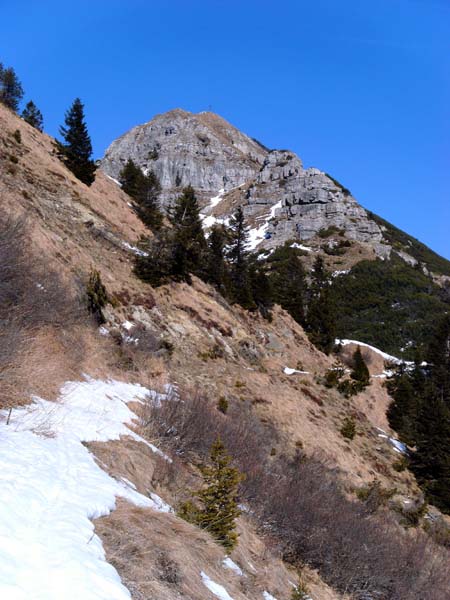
[2,0,449,258]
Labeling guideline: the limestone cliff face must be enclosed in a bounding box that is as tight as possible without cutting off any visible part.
[101,109,267,204]
[100,109,391,256]
[240,150,389,256]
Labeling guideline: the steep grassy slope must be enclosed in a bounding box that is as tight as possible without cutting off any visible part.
[1,103,449,600]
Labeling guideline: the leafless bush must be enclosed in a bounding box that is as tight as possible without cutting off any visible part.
[254,453,449,600]
[143,388,450,600]
[141,389,276,494]
[0,216,84,408]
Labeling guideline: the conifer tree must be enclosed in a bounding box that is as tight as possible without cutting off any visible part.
[386,317,450,513]
[226,207,255,310]
[249,261,273,319]
[0,65,24,112]
[58,98,96,186]
[134,231,175,287]
[387,369,418,444]
[204,224,229,293]
[306,256,336,354]
[86,269,108,324]
[168,186,206,282]
[412,393,450,513]
[351,346,370,387]
[21,100,44,131]
[179,437,243,551]
[306,287,336,354]
[428,315,450,406]
[119,159,162,230]
[268,244,307,325]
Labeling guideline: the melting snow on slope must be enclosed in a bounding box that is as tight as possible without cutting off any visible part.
[290,242,313,253]
[121,241,148,257]
[284,366,310,375]
[263,593,278,600]
[201,572,235,600]
[335,339,413,366]
[201,189,228,229]
[247,201,282,250]
[0,377,172,600]
[222,557,243,576]
[376,428,408,454]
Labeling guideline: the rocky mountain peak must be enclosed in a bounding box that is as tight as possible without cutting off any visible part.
[101,109,267,203]
[100,109,409,260]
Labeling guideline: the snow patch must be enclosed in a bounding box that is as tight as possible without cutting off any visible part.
[263,593,278,600]
[0,377,173,599]
[121,241,148,257]
[222,557,243,576]
[376,428,408,454]
[247,201,282,250]
[332,269,350,277]
[291,242,313,253]
[201,572,234,600]
[106,174,122,187]
[284,367,310,375]
[200,189,230,230]
[336,339,413,366]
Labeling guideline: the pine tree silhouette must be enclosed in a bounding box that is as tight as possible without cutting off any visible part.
[351,346,370,386]
[268,244,306,325]
[58,98,96,186]
[0,65,24,112]
[21,101,44,131]
[226,207,255,310]
[169,186,206,282]
[306,256,336,354]
[119,159,162,230]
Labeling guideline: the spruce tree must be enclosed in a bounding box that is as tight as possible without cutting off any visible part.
[168,186,206,282]
[387,370,418,444]
[386,317,450,513]
[204,224,230,293]
[306,256,336,354]
[134,231,175,287]
[226,206,255,310]
[86,269,108,325]
[179,437,243,550]
[428,315,450,406]
[306,287,336,354]
[21,100,44,131]
[408,316,450,513]
[351,346,370,387]
[249,261,273,319]
[268,244,307,325]
[412,393,450,513]
[58,98,96,186]
[119,159,163,230]
[0,66,24,112]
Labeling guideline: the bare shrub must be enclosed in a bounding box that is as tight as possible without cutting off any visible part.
[254,453,450,600]
[0,216,84,408]
[143,388,450,600]
[140,389,276,499]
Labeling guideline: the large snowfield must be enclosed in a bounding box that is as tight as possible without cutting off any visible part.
[0,377,171,600]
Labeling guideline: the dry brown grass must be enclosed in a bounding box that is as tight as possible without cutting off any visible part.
[95,494,340,600]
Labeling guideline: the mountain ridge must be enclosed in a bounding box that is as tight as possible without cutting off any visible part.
[1,100,449,600]
[100,108,449,276]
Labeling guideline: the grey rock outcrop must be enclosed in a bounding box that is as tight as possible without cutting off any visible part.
[100,109,391,257]
[227,149,390,257]
[100,109,267,205]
